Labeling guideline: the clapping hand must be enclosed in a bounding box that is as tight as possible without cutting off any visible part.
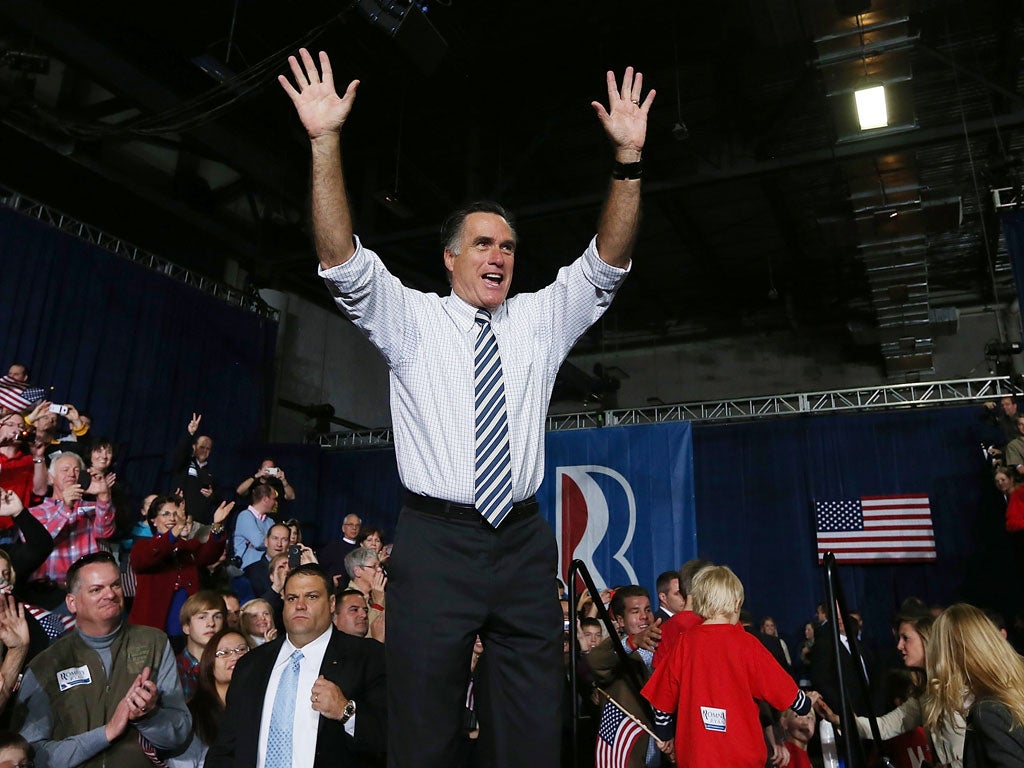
[125,667,158,720]
[370,568,387,606]
[212,500,235,526]
[0,596,29,650]
[0,489,23,518]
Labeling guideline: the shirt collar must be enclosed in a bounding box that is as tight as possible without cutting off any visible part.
[248,505,266,522]
[282,625,333,660]
[444,290,507,333]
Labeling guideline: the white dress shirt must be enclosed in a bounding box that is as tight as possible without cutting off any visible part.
[320,235,629,504]
[257,627,354,768]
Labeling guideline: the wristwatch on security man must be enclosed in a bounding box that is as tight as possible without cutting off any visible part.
[340,699,356,723]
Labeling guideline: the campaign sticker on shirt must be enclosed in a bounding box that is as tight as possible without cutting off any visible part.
[700,706,727,732]
[188,467,199,478]
[56,665,92,691]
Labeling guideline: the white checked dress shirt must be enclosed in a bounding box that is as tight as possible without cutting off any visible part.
[319,235,629,504]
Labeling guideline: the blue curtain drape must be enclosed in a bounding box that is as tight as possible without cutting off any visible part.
[310,404,1009,659]
[693,404,1010,653]
[0,206,278,505]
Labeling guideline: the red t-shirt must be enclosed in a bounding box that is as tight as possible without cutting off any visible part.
[784,743,812,768]
[652,609,703,669]
[642,622,800,768]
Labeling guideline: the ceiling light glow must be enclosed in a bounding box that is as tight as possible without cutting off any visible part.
[855,85,888,130]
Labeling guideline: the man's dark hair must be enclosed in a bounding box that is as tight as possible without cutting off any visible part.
[656,570,680,596]
[440,201,517,256]
[0,730,32,759]
[333,588,367,611]
[678,558,713,598]
[252,484,277,504]
[580,616,602,631]
[609,585,649,618]
[66,551,118,594]
[283,563,332,596]
[146,494,183,521]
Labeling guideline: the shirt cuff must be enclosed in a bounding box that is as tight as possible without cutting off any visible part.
[317,235,369,282]
[583,236,631,288]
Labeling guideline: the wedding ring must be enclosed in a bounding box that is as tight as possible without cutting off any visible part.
[631,99,640,105]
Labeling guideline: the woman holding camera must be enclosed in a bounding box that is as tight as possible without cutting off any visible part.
[0,411,48,511]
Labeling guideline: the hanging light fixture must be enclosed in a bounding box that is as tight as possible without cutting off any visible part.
[854,84,888,129]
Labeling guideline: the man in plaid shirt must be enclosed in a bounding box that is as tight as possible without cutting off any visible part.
[27,453,115,592]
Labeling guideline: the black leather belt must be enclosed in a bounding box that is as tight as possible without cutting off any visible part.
[403,491,538,525]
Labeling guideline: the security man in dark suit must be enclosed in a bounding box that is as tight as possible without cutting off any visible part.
[206,564,386,768]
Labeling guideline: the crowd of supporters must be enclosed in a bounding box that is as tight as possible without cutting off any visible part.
[574,561,1024,768]
[0,363,1022,766]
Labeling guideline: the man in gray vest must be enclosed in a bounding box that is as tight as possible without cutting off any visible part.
[13,551,191,767]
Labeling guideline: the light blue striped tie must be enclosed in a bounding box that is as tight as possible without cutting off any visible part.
[266,649,303,768]
[474,309,513,527]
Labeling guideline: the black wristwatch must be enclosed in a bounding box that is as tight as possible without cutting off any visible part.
[340,699,357,723]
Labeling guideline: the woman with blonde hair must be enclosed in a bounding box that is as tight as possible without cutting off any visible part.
[924,603,1024,766]
[239,597,277,646]
[816,610,965,766]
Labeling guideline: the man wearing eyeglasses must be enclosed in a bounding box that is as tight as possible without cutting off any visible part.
[316,514,362,589]
[12,552,191,767]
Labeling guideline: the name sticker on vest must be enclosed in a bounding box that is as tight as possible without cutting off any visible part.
[700,706,727,732]
[188,466,199,477]
[56,665,92,691]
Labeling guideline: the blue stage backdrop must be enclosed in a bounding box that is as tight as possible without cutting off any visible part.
[0,206,277,506]
[693,403,1010,657]
[538,422,697,598]
[313,423,698,600]
[314,402,1009,661]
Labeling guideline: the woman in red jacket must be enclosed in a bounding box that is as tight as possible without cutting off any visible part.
[128,494,233,639]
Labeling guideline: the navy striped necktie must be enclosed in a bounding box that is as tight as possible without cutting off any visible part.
[474,309,513,527]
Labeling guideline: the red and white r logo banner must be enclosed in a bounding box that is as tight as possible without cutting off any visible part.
[555,464,638,592]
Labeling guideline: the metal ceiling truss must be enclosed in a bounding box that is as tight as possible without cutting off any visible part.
[0,187,279,320]
[313,376,1013,448]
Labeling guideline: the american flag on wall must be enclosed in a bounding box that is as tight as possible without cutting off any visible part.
[595,701,645,768]
[0,376,46,413]
[816,495,937,564]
